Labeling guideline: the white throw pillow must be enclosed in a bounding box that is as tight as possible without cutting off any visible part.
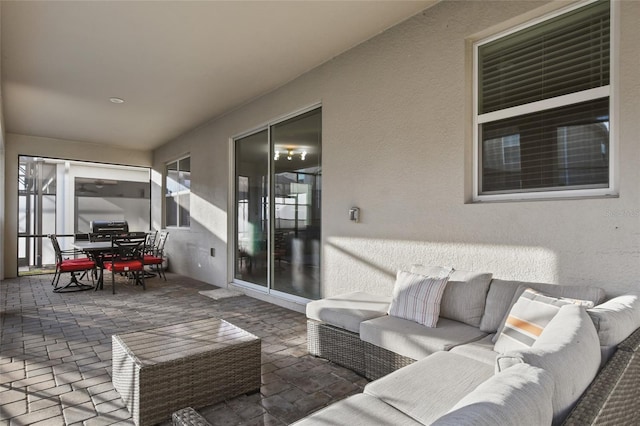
[491,284,599,343]
[494,288,572,353]
[412,266,493,328]
[387,268,452,327]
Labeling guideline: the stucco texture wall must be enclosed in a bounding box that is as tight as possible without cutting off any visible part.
[154,0,640,299]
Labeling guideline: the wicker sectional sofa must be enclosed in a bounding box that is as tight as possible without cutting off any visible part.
[299,270,640,425]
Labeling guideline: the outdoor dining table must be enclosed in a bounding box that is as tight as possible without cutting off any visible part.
[72,240,114,290]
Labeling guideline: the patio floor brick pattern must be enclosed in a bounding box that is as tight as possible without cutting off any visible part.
[0,273,368,425]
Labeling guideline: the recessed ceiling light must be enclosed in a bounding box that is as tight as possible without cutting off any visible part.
[109,97,125,104]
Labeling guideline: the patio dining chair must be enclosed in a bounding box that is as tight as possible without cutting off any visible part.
[49,234,96,293]
[104,234,146,294]
[74,233,96,280]
[144,230,169,280]
[145,230,158,250]
[142,230,158,279]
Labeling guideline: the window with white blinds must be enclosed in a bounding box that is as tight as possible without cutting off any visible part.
[474,0,612,200]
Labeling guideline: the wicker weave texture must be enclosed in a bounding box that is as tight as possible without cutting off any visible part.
[172,407,212,426]
[307,320,366,376]
[363,341,415,380]
[563,350,640,425]
[617,327,640,353]
[112,318,261,426]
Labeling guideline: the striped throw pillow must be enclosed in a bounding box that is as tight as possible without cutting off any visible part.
[494,288,572,353]
[387,269,452,327]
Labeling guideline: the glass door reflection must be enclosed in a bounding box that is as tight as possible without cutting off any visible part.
[234,130,269,287]
[271,108,322,300]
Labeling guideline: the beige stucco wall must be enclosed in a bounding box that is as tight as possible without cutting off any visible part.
[2,133,151,278]
[154,0,640,300]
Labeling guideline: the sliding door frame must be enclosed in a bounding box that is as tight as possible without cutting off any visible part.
[229,102,321,304]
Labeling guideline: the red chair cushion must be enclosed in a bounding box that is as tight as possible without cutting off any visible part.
[59,259,96,272]
[144,255,163,265]
[60,258,93,264]
[105,260,144,272]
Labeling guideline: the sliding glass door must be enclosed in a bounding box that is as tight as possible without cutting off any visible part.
[234,107,321,300]
[235,130,269,288]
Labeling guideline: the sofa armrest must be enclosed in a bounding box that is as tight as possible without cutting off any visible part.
[562,349,640,425]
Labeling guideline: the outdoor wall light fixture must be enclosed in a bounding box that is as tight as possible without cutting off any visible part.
[349,207,360,223]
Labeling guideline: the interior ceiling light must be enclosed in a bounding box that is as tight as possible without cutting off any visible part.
[109,97,125,104]
[274,148,308,161]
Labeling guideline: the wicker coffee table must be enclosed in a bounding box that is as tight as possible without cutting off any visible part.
[112,318,261,426]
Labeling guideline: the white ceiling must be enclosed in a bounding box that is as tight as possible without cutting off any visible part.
[1,1,435,151]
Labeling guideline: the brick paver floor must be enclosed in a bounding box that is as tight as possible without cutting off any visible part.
[0,273,367,425]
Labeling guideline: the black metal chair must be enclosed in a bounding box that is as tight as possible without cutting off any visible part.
[144,230,168,280]
[145,230,158,249]
[49,234,95,293]
[103,234,146,294]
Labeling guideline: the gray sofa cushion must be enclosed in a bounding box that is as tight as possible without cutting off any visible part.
[411,267,492,328]
[496,304,601,425]
[439,271,493,327]
[306,291,390,333]
[479,279,606,335]
[291,393,422,426]
[588,293,640,365]
[365,351,494,425]
[360,315,487,360]
[449,334,497,367]
[480,279,538,334]
[588,293,640,347]
[431,364,554,426]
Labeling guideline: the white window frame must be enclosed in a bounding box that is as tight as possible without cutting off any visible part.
[165,154,191,228]
[472,0,618,202]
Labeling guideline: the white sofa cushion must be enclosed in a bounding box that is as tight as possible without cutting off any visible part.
[479,279,606,335]
[496,304,601,425]
[588,293,640,347]
[365,351,494,425]
[412,267,492,328]
[588,293,640,364]
[360,315,487,360]
[388,269,451,327]
[291,393,422,426]
[494,288,572,353]
[306,291,390,333]
[431,364,554,426]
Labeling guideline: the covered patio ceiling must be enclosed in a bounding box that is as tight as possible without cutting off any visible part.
[1,1,436,151]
